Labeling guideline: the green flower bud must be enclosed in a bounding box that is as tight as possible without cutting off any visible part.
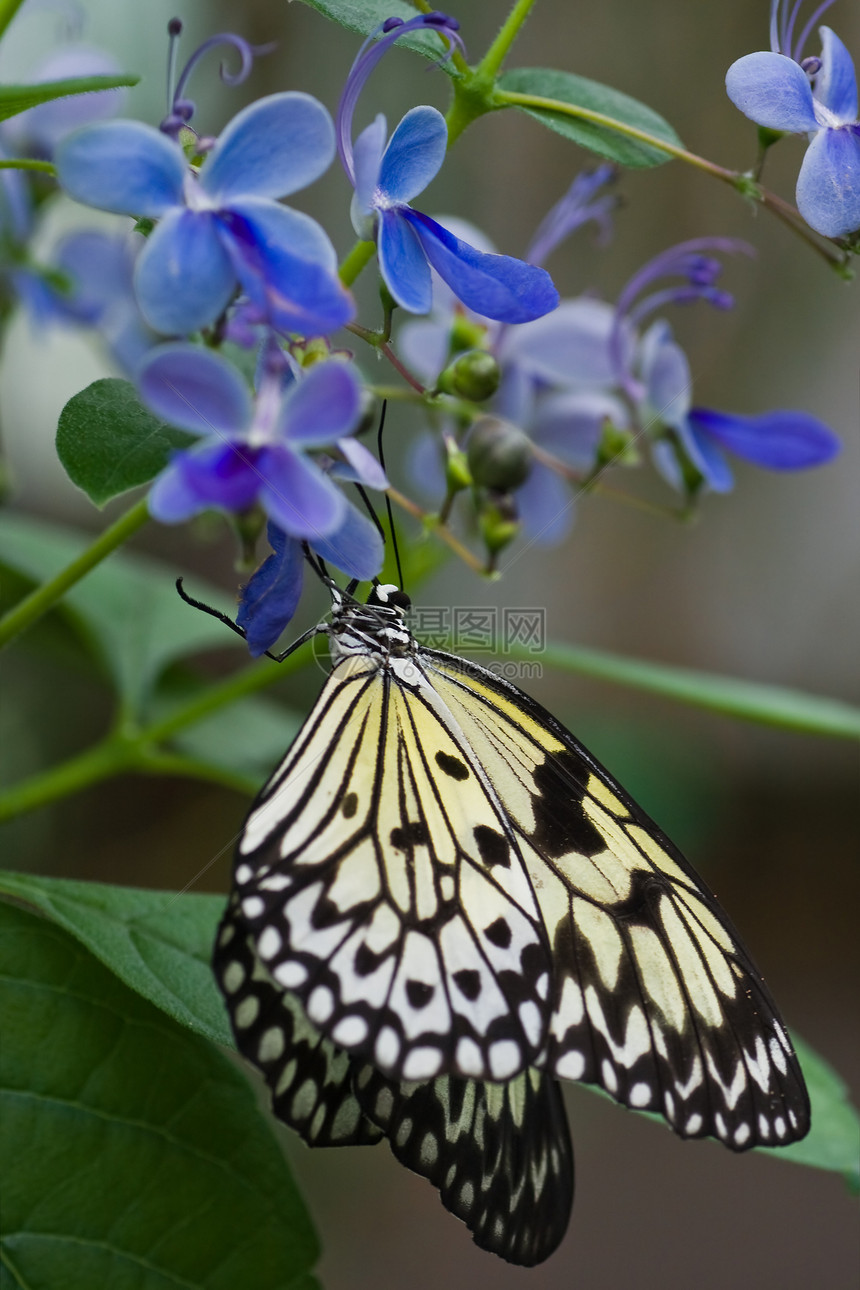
[597,420,640,467]
[467,419,532,491]
[479,492,520,555]
[437,349,501,401]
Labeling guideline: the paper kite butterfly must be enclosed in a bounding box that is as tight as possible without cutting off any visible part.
[212,577,810,1266]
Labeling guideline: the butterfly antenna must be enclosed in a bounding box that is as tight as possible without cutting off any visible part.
[376,399,405,591]
[175,577,249,642]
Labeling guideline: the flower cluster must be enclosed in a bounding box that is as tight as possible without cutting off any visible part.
[3,8,844,656]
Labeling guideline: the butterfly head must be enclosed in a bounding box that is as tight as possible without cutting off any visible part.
[328,580,415,662]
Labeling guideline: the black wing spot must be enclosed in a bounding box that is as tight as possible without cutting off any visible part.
[453,969,482,1001]
[406,980,435,1009]
[474,824,510,869]
[390,821,429,850]
[530,755,606,857]
[354,943,384,977]
[435,750,470,781]
[342,792,358,819]
[484,917,512,949]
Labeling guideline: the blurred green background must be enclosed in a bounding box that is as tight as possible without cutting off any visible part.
[1,1,858,1286]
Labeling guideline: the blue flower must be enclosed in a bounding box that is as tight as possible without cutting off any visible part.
[138,341,385,540]
[55,93,353,336]
[726,2,860,238]
[639,320,840,493]
[337,13,559,322]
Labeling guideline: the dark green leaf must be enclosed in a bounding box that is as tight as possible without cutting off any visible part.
[0,870,230,1045]
[56,379,195,508]
[168,691,301,786]
[498,67,683,168]
[0,512,242,714]
[768,1037,860,1188]
[0,901,320,1289]
[0,75,139,123]
[294,0,459,62]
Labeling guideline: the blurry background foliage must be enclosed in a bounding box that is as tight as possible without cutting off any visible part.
[0,1,857,1287]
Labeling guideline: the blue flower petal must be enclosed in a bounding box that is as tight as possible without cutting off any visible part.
[258,445,346,538]
[725,52,819,132]
[200,92,335,204]
[815,27,858,122]
[500,299,621,388]
[56,121,185,217]
[135,208,236,334]
[237,523,304,656]
[688,406,841,469]
[311,502,385,581]
[335,438,389,489]
[279,360,361,448]
[795,125,860,237]
[378,106,447,204]
[684,424,735,492]
[138,344,252,434]
[149,441,261,521]
[377,208,432,313]
[516,460,575,544]
[218,202,354,336]
[533,390,627,471]
[352,114,387,221]
[403,210,559,324]
[639,321,691,429]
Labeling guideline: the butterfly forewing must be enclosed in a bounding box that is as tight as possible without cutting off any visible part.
[233,650,554,1085]
[425,652,810,1149]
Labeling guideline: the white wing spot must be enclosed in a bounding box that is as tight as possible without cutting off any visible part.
[769,1035,788,1075]
[758,1114,771,1139]
[235,863,253,884]
[307,985,335,1024]
[375,1086,393,1119]
[489,1039,521,1080]
[536,972,549,1000]
[440,875,455,902]
[218,922,235,947]
[715,1111,728,1139]
[456,1037,484,1077]
[459,1181,474,1208]
[664,1090,676,1121]
[601,1059,619,1094]
[376,1026,401,1069]
[396,1116,413,1147]
[421,1132,439,1167]
[774,1116,787,1139]
[402,1046,444,1080]
[630,1082,652,1108]
[734,1122,751,1146]
[241,896,265,919]
[555,1050,585,1080]
[518,1000,543,1047]
[258,926,282,959]
[332,1015,369,1048]
[273,960,307,989]
[684,1113,703,1134]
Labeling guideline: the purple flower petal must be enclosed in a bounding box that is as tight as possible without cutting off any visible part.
[516,460,575,544]
[378,106,447,203]
[396,317,452,384]
[689,406,841,469]
[639,322,691,430]
[56,121,186,217]
[377,209,432,313]
[352,114,388,220]
[149,441,261,521]
[138,344,252,434]
[684,424,735,492]
[725,52,819,132]
[533,390,627,471]
[279,360,362,448]
[336,437,389,489]
[218,203,354,336]
[403,210,559,324]
[795,125,860,237]
[225,197,338,271]
[815,27,858,122]
[237,523,304,656]
[311,502,385,581]
[500,299,621,388]
[200,92,335,204]
[258,444,346,538]
[135,208,235,334]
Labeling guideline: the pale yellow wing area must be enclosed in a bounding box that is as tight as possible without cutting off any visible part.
[425,652,810,1151]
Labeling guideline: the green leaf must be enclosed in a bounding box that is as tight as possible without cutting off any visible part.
[498,67,684,168]
[768,1037,860,1189]
[514,640,860,740]
[56,379,195,509]
[0,870,230,1046]
[0,74,139,123]
[294,0,459,62]
[0,512,242,716]
[167,689,301,787]
[0,901,319,1290]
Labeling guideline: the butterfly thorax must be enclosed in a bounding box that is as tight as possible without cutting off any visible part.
[328,583,417,667]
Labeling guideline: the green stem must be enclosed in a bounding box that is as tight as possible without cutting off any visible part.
[0,498,150,650]
[0,0,26,40]
[497,89,846,268]
[338,239,376,288]
[476,0,538,82]
[0,159,56,175]
[507,640,860,740]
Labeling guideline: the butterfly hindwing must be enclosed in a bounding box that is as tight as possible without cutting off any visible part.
[424,652,810,1149]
